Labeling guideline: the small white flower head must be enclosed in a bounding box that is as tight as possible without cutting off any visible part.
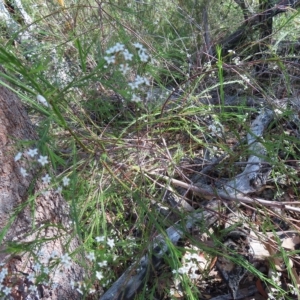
[86,252,95,261]
[14,152,22,162]
[123,49,133,61]
[107,238,115,248]
[98,260,108,267]
[133,42,144,50]
[228,49,236,54]
[241,74,250,83]
[106,43,125,54]
[38,155,49,166]
[95,236,105,243]
[56,186,63,194]
[143,77,150,86]
[114,42,125,52]
[20,167,28,177]
[28,285,37,293]
[62,176,70,186]
[0,268,8,281]
[50,250,59,259]
[33,262,41,272]
[27,148,38,157]
[2,286,11,296]
[233,56,241,65]
[131,94,141,102]
[128,75,148,90]
[104,55,116,65]
[27,272,35,283]
[96,271,104,280]
[119,63,130,75]
[138,50,149,62]
[42,174,51,185]
[36,95,49,107]
[60,253,72,268]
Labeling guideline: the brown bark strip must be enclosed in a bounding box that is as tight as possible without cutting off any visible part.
[0,83,85,299]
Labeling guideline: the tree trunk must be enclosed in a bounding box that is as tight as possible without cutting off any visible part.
[0,83,84,299]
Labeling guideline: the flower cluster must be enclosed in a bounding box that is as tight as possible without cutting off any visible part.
[86,236,117,288]
[172,250,204,281]
[0,248,76,298]
[133,42,149,62]
[14,148,70,193]
[268,270,283,300]
[128,75,150,90]
[104,42,135,66]
[0,268,10,296]
[104,42,151,103]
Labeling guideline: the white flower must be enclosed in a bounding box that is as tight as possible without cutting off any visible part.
[2,286,11,296]
[131,94,141,102]
[38,155,49,166]
[56,186,63,194]
[0,268,8,281]
[123,49,133,61]
[241,74,250,83]
[14,152,22,162]
[36,95,49,107]
[233,56,241,65]
[128,75,148,90]
[20,167,28,177]
[33,262,41,272]
[86,252,95,261]
[27,273,35,283]
[178,265,189,274]
[106,43,124,54]
[114,42,125,52]
[28,285,37,293]
[138,50,149,62]
[50,250,59,259]
[27,148,38,157]
[42,174,51,184]
[95,236,105,243]
[96,271,104,280]
[119,63,130,75]
[98,261,108,267]
[107,238,115,248]
[62,176,70,186]
[61,253,72,268]
[133,42,144,50]
[104,55,116,64]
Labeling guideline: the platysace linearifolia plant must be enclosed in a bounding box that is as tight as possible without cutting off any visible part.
[103,42,151,103]
[6,41,152,298]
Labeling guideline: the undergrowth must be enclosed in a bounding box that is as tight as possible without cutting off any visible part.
[0,0,300,299]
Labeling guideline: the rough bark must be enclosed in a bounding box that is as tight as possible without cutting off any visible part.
[0,84,84,299]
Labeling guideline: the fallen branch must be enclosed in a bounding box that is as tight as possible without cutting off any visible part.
[101,105,297,299]
[100,200,221,300]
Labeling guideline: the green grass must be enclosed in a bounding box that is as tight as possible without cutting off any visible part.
[1,0,300,299]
